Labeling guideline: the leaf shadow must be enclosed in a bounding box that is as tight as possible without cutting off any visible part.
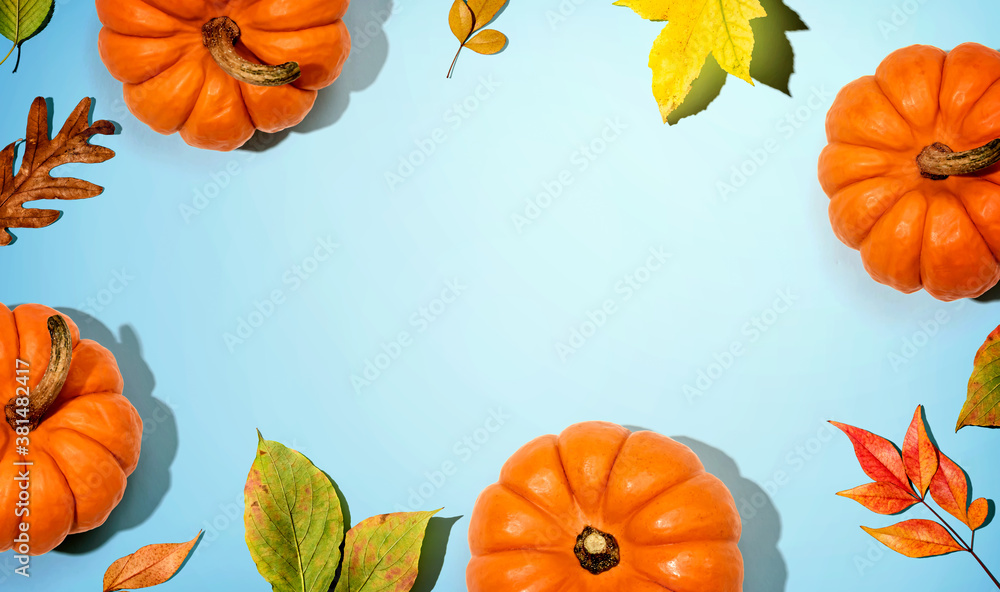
[54,309,178,554]
[626,426,787,592]
[239,0,396,153]
[410,515,462,592]
[981,499,996,530]
[667,0,808,125]
[319,468,353,589]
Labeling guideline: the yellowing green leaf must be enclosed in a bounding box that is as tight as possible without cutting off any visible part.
[102,532,201,592]
[629,0,766,122]
[0,0,53,67]
[467,0,506,31]
[244,432,344,592]
[958,324,1000,430]
[449,0,473,43]
[465,30,507,55]
[334,510,439,592]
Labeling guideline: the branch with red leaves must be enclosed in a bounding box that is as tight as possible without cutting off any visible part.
[832,406,997,588]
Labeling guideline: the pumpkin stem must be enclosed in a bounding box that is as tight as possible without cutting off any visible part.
[202,16,301,87]
[4,315,72,431]
[917,140,1000,180]
[574,526,620,575]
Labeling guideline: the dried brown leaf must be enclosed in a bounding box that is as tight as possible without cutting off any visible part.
[102,532,201,591]
[0,96,115,246]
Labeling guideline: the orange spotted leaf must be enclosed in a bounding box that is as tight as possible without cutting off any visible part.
[334,509,439,592]
[837,482,919,515]
[969,498,990,531]
[862,519,964,558]
[102,532,201,592]
[929,451,971,527]
[903,405,938,497]
[831,421,912,493]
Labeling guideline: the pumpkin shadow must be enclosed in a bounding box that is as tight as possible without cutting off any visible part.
[241,0,395,152]
[973,281,1000,302]
[625,427,787,592]
[53,309,178,555]
[665,0,808,125]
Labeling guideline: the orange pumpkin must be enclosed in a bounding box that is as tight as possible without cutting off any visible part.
[819,43,1000,301]
[0,305,142,555]
[467,421,743,592]
[96,0,351,151]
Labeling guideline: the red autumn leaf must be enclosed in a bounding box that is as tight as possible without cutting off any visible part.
[837,482,919,515]
[861,519,964,558]
[929,451,971,527]
[902,405,938,497]
[830,421,912,493]
[968,498,990,531]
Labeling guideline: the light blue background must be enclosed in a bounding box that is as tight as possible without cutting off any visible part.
[2,0,1000,590]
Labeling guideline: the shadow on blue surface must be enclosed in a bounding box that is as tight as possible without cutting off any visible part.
[673,436,787,592]
[54,309,177,554]
[411,515,462,592]
[240,0,395,152]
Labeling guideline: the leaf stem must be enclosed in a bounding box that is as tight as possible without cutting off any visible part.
[0,41,15,69]
[447,43,463,79]
[919,500,1000,589]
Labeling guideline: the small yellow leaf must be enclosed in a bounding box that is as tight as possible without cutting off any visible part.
[645,0,766,122]
[449,0,474,43]
[613,0,670,20]
[467,0,507,31]
[465,29,507,55]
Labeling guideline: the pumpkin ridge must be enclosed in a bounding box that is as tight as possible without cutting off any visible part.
[962,78,1000,141]
[872,72,924,136]
[563,426,630,518]
[119,34,201,84]
[46,426,130,474]
[939,188,999,267]
[833,176,918,248]
[142,51,211,127]
[30,447,78,531]
[615,470,703,526]
[622,561,679,591]
[496,482,581,540]
[952,182,1000,262]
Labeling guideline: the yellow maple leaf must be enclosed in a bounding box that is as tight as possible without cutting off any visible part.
[616,0,766,122]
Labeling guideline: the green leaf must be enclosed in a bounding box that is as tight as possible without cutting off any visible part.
[0,0,53,66]
[244,432,344,592]
[334,510,439,592]
[958,324,1000,430]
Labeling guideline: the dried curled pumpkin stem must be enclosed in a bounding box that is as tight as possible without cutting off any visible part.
[574,526,620,575]
[4,315,72,431]
[202,16,301,87]
[917,139,1000,180]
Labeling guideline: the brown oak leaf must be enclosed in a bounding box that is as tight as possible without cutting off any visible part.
[0,96,115,246]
